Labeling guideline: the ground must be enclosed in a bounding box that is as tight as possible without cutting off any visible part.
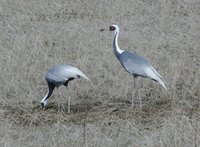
[0,0,200,146]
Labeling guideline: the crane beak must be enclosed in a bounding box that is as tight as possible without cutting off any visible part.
[99,28,105,32]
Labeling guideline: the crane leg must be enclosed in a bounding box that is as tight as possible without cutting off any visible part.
[132,76,142,108]
[66,87,71,114]
[56,88,62,112]
[68,94,71,114]
[132,76,136,107]
[139,87,142,108]
[64,82,71,114]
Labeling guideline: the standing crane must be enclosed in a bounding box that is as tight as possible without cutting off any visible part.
[41,64,92,113]
[109,25,167,107]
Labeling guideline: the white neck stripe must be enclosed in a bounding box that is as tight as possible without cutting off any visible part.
[114,30,124,54]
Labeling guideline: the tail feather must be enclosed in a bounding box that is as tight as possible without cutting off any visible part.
[151,67,167,89]
[73,67,94,88]
[79,72,95,88]
[145,67,167,90]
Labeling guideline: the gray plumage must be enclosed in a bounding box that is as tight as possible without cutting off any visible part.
[45,64,89,87]
[109,25,167,106]
[119,51,151,77]
[41,64,92,113]
[118,50,166,87]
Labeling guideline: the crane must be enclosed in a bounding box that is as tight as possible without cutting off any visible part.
[40,64,92,113]
[109,25,167,107]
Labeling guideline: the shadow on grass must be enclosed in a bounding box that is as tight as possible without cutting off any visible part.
[2,97,199,131]
[1,98,172,128]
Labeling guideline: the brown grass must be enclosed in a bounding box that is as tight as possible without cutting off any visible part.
[0,0,200,146]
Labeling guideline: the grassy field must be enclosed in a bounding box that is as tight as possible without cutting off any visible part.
[0,0,200,146]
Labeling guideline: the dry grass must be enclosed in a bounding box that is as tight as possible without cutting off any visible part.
[0,0,200,146]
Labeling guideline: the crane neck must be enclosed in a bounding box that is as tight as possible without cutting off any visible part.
[41,83,55,102]
[113,30,124,58]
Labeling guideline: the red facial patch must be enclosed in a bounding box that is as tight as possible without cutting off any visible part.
[109,26,116,31]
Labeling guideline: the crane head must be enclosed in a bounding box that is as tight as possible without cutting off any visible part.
[41,99,48,108]
[109,25,119,32]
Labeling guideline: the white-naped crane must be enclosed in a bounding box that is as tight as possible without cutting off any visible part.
[41,64,93,113]
[109,25,167,107]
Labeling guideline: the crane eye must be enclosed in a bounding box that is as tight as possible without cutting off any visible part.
[109,26,116,31]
